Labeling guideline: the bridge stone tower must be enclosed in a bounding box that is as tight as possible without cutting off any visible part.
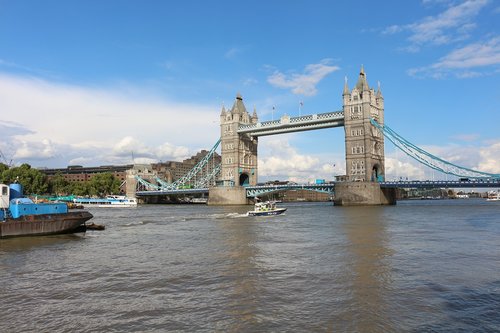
[208,93,258,205]
[343,66,385,182]
[335,67,396,205]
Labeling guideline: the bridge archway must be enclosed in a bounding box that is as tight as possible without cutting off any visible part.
[371,163,382,182]
[239,172,250,186]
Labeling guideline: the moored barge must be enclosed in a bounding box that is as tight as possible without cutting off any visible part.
[1,183,93,238]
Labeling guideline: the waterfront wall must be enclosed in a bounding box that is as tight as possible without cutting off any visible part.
[333,182,396,206]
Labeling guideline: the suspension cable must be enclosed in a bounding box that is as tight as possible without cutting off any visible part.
[370,118,499,179]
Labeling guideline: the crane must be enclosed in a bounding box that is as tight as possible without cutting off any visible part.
[0,149,13,167]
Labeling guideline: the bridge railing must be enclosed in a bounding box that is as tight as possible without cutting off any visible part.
[381,179,500,188]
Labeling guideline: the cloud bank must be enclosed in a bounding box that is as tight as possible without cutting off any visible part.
[383,0,499,78]
[0,74,219,167]
[384,0,489,50]
[408,36,500,78]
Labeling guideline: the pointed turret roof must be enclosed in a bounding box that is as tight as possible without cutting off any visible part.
[230,92,247,114]
[376,81,383,98]
[220,104,226,116]
[252,107,258,118]
[343,76,350,95]
[355,65,369,92]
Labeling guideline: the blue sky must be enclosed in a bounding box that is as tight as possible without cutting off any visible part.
[0,0,499,182]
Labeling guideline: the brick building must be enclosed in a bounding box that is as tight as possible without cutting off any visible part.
[40,165,132,183]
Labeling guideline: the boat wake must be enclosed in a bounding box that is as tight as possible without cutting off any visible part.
[118,212,249,227]
[123,221,146,227]
[224,212,249,219]
[180,212,248,221]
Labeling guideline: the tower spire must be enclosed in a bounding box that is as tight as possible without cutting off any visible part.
[220,102,226,116]
[251,106,258,123]
[356,65,369,92]
[343,76,350,95]
[376,81,383,98]
[231,92,247,114]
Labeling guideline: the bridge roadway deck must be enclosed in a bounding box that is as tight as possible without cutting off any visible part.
[135,179,500,198]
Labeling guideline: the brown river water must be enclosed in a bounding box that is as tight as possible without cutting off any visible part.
[1,200,499,332]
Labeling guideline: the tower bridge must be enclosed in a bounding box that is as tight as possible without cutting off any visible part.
[134,67,499,205]
[209,66,389,205]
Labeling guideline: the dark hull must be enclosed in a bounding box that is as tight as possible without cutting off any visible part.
[0,211,93,238]
[247,208,287,216]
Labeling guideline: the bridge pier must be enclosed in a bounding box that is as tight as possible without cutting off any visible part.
[333,182,396,206]
[208,186,250,205]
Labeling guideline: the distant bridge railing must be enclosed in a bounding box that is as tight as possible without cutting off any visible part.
[246,179,500,198]
[381,179,500,189]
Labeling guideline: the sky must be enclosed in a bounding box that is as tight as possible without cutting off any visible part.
[0,0,499,183]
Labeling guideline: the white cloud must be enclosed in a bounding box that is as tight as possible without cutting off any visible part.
[408,35,500,77]
[384,0,489,48]
[384,155,426,180]
[242,77,258,86]
[267,59,339,96]
[431,36,500,68]
[224,47,241,59]
[14,139,57,160]
[0,74,220,167]
[477,141,500,173]
[156,142,190,161]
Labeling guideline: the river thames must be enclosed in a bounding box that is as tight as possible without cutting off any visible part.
[1,199,499,332]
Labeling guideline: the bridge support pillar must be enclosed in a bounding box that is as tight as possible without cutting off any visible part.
[334,182,396,206]
[208,186,250,205]
[125,169,138,198]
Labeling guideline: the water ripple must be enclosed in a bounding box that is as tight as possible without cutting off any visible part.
[1,201,499,332]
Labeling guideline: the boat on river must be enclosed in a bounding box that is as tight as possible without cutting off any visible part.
[247,200,287,216]
[1,183,93,239]
[73,195,138,208]
[486,190,500,201]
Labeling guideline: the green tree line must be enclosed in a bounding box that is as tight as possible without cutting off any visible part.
[0,163,122,197]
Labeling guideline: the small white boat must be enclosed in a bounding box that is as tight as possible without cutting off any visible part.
[486,191,500,201]
[247,201,287,216]
[73,195,138,208]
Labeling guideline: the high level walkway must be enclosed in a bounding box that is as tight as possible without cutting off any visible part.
[238,111,344,137]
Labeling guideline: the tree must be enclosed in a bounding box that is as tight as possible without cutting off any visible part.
[0,163,8,176]
[0,163,48,194]
[70,182,90,196]
[49,172,70,195]
[88,173,121,196]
